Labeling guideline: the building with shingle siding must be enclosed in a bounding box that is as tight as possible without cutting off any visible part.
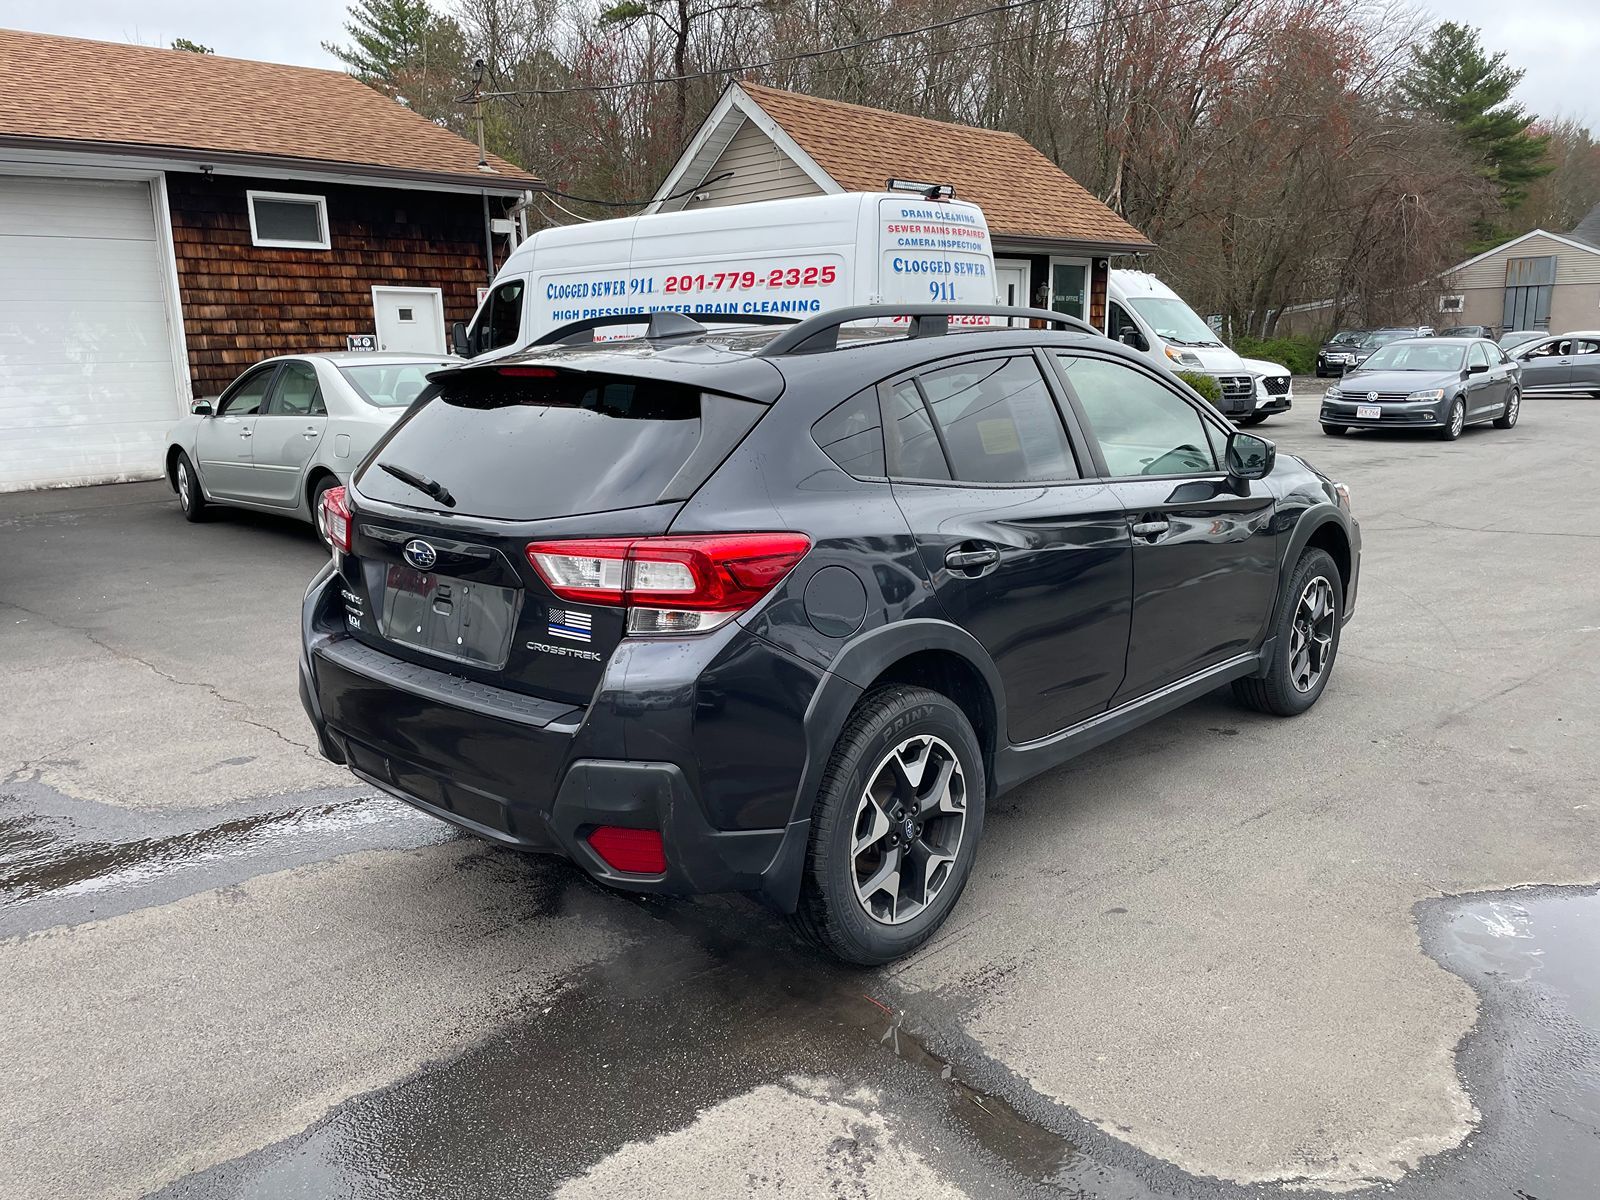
[649,84,1154,333]
[0,29,542,490]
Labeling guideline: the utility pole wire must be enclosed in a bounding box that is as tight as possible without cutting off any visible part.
[470,0,1205,99]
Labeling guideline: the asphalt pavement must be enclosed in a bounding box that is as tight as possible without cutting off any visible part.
[2,383,1598,1198]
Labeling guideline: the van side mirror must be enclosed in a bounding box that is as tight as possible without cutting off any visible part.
[190,399,214,417]
[1226,431,1274,481]
[451,320,472,358]
[1119,327,1147,351]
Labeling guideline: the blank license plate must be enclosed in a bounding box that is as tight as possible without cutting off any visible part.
[1356,405,1381,419]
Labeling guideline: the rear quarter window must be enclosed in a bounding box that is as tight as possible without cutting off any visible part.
[812,388,886,478]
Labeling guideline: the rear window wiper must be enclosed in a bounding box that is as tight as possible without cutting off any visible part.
[380,462,456,508]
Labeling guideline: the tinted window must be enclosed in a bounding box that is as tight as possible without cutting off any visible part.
[271,361,323,416]
[219,367,275,416]
[1360,342,1466,372]
[1467,343,1489,368]
[339,362,454,408]
[473,280,525,355]
[918,356,1078,483]
[812,389,885,478]
[1055,354,1217,477]
[883,380,951,481]
[359,370,758,519]
[1575,339,1600,356]
[1107,302,1143,348]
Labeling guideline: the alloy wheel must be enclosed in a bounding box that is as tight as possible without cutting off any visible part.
[1289,576,1337,693]
[1449,401,1464,437]
[851,734,967,925]
[177,461,191,512]
[1505,392,1520,425]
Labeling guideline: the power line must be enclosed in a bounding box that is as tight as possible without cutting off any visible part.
[477,0,1203,99]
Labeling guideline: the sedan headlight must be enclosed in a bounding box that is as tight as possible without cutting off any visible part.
[1406,388,1445,402]
[1164,346,1203,368]
[1323,385,1340,400]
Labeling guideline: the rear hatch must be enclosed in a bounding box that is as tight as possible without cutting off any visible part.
[339,353,776,706]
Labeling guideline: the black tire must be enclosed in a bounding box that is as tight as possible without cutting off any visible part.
[1438,397,1465,440]
[174,452,208,523]
[1493,388,1520,429]
[1239,413,1268,427]
[1233,548,1343,717]
[1321,423,1347,436]
[309,474,339,547]
[791,685,986,965]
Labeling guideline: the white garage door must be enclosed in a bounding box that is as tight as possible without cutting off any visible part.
[0,176,181,491]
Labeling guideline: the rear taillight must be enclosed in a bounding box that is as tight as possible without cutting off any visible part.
[321,485,351,553]
[525,533,811,635]
[587,826,666,874]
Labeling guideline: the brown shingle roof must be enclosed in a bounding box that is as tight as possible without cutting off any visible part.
[738,83,1150,250]
[0,28,540,191]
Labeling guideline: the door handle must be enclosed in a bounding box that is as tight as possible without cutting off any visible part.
[945,545,1000,571]
[303,427,320,439]
[239,429,252,438]
[1131,519,1169,539]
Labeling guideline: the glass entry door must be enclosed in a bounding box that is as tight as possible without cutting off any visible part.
[1050,260,1088,319]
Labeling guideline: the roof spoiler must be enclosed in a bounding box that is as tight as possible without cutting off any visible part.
[757,305,1102,357]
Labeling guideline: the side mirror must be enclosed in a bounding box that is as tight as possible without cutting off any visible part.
[1226,430,1275,481]
[451,320,472,358]
[190,399,214,417]
[1119,327,1147,351]
[1467,362,1488,375]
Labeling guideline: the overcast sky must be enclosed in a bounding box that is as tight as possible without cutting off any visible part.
[7,0,1598,128]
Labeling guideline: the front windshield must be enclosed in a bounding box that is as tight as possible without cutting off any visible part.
[1126,297,1221,346]
[1331,329,1365,345]
[339,362,455,407]
[1357,342,1465,372]
[1358,330,1410,349]
[1499,331,1541,349]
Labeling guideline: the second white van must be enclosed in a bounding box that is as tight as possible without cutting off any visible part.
[456,192,999,358]
[1105,270,1257,416]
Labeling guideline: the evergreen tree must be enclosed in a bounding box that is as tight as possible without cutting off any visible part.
[323,0,455,95]
[170,38,214,54]
[1401,22,1551,209]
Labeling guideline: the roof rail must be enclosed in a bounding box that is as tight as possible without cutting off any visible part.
[534,311,800,347]
[755,305,1102,357]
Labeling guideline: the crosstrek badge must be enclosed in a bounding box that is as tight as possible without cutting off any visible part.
[547,608,593,643]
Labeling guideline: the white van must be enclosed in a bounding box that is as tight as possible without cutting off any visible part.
[1105,270,1256,416]
[455,192,998,358]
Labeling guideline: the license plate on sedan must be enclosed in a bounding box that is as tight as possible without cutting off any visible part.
[1356,405,1381,419]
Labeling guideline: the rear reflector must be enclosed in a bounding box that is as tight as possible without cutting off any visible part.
[587,826,666,874]
[497,366,559,378]
[526,533,811,628]
[321,485,351,553]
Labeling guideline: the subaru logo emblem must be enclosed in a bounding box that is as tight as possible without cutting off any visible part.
[403,539,438,570]
[1366,391,1379,403]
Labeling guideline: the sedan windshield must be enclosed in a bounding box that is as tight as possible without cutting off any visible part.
[1499,330,1542,350]
[1330,329,1366,345]
[1358,342,1466,372]
[339,362,455,408]
[1126,297,1221,346]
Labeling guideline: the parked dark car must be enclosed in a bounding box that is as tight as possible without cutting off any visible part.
[1320,337,1520,439]
[1505,331,1600,396]
[1344,328,1433,371]
[1314,329,1370,377]
[299,306,1361,964]
[1437,324,1495,339]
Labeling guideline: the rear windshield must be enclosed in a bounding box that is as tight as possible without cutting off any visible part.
[339,362,456,407]
[357,369,754,519]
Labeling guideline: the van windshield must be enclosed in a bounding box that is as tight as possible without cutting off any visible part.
[1126,297,1221,346]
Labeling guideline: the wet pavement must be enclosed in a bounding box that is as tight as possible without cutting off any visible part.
[3,391,1600,1198]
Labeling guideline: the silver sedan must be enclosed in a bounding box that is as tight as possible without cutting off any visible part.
[163,352,456,542]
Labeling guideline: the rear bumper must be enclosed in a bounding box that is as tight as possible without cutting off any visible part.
[297,564,809,904]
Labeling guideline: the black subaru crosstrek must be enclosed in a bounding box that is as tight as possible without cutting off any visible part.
[299,306,1359,964]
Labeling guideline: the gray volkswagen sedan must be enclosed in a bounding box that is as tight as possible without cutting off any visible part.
[1319,337,1520,440]
[164,352,456,542]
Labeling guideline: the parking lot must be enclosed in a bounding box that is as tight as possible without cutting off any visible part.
[3,385,1598,1199]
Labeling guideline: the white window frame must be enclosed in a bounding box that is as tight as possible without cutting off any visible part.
[246,189,330,250]
[1438,294,1464,314]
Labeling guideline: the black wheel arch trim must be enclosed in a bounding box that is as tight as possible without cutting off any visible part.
[757,619,1006,913]
[1258,505,1358,673]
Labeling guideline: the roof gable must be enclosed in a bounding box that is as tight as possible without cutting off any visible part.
[0,28,540,191]
[714,83,1151,250]
[1570,201,1600,250]
[1447,226,1600,275]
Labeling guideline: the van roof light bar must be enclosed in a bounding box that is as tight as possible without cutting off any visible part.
[886,179,955,200]
[757,305,1102,357]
